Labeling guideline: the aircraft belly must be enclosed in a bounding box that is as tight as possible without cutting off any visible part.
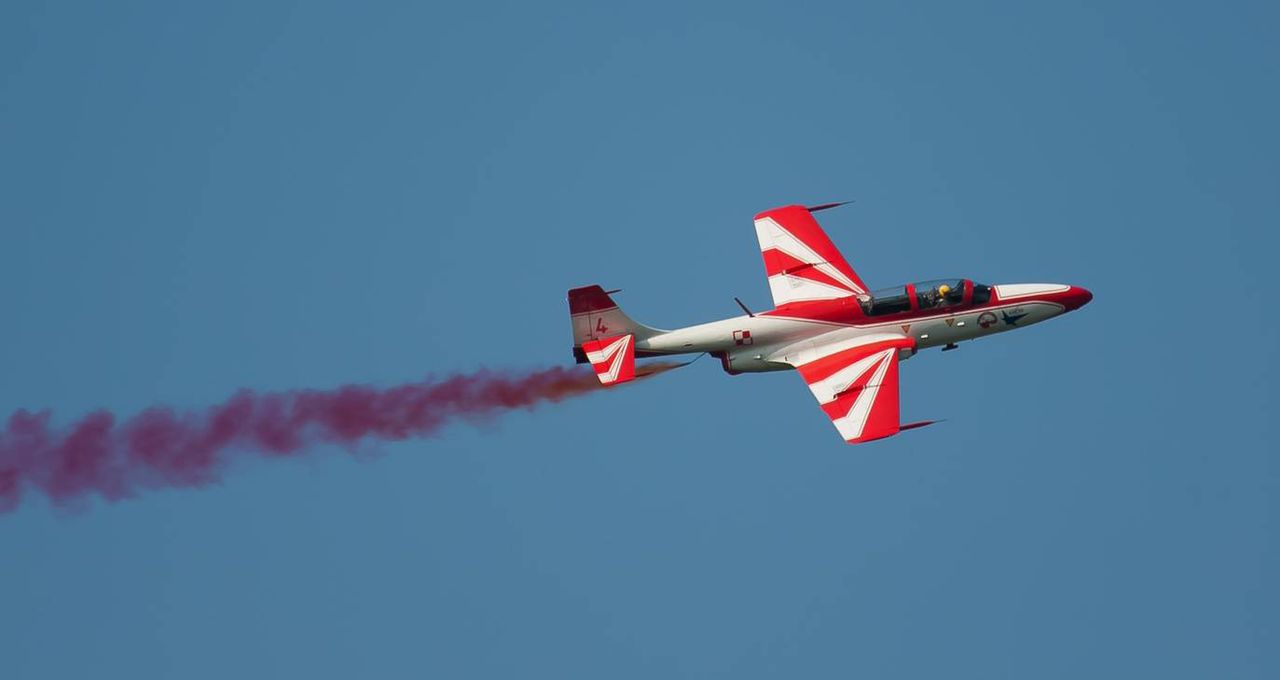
[721,345,795,373]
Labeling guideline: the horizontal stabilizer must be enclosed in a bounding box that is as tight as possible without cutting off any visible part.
[582,334,636,386]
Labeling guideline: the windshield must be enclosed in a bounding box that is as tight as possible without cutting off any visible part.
[972,282,992,305]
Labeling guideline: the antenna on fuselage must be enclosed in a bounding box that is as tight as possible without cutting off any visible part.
[734,297,755,317]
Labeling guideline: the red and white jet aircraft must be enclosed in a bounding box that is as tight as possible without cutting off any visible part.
[568,203,1092,444]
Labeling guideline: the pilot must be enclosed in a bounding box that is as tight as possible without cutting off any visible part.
[935,284,952,306]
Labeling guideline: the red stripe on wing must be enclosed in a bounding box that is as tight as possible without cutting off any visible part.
[754,205,869,294]
[796,338,914,383]
[797,337,914,444]
[762,248,859,294]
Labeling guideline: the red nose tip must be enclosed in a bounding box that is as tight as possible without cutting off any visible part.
[1063,286,1093,311]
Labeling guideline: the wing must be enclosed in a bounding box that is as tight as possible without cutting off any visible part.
[790,336,934,444]
[754,205,870,307]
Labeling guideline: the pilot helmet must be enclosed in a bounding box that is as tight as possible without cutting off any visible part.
[937,284,951,296]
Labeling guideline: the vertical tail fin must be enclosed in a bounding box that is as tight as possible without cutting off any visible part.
[568,285,661,364]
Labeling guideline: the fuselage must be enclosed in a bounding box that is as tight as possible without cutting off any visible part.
[637,281,1093,374]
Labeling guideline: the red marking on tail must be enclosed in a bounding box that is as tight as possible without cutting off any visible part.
[568,285,619,314]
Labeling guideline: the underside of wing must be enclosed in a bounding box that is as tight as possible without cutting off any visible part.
[754,205,869,307]
[792,336,933,444]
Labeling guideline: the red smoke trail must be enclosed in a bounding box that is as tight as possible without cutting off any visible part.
[0,363,681,514]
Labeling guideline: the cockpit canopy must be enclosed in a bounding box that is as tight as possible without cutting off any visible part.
[858,279,992,316]
[913,278,966,309]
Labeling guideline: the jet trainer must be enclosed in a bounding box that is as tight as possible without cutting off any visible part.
[568,204,1092,443]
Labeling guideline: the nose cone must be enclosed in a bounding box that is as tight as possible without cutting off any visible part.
[1062,286,1093,312]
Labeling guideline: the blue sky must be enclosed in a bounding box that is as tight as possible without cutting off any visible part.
[1,1,1275,677]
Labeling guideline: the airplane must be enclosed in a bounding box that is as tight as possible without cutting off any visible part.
[567,203,1093,444]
